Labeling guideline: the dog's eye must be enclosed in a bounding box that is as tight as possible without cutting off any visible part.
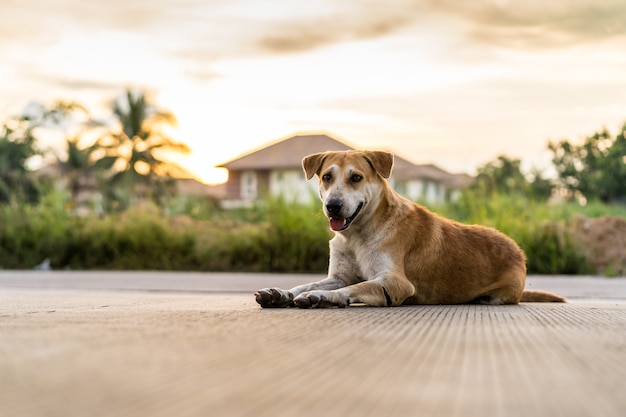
[322,173,332,183]
[350,174,363,183]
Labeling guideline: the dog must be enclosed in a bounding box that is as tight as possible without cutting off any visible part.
[255,150,566,308]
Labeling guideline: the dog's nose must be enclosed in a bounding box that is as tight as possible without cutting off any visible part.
[326,198,343,215]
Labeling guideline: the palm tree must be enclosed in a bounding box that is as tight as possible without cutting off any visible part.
[106,89,191,205]
[60,136,117,203]
[33,101,114,206]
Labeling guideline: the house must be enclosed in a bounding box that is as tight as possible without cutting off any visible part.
[216,133,472,207]
[391,159,473,203]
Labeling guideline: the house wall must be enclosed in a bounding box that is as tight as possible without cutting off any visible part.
[396,179,446,204]
[240,171,258,200]
[225,169,450,207]
[222,169,269,207]
[425,181,445,204]
[405,180,425,202]
[259,171,271,196]
[225,170,271,200]
[269,169,318,204]
[224,171,242,200]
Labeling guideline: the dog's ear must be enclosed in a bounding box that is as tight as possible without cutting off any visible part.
[364,151,394,179]
[302,152,327,180]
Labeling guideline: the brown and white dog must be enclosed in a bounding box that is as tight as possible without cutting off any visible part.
[255,150,565,308]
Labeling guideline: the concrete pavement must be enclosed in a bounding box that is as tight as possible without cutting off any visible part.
[1,272,625,417]
[1,270,626,299]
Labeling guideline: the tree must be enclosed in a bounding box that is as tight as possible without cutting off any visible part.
[0,119,42,203]
[104,89,190,205]
[24,100,114,207]
[471,155,552,200]
[526,167,554,201]
[60,135,117,202]
[549,123,626,203]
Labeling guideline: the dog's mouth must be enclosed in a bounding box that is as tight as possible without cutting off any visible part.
[329,203,363,231]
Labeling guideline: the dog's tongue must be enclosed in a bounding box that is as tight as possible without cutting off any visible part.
[329,217,346,231]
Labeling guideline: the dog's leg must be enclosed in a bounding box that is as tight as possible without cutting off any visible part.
[294,274,415,308]
[256,247,361,308]
[255,275,359,308]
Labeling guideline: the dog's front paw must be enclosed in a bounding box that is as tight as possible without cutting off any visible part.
[255,288,294,308]
[294,291,349,309]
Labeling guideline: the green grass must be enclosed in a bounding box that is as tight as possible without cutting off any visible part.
[0,191,622,274]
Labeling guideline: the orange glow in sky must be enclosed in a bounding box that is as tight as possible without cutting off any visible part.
[2,1,626,184]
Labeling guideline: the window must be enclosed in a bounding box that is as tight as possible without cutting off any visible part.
[241,171,257,200]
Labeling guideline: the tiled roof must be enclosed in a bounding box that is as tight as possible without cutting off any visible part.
[217,134,353,170]
[392,162,450,181]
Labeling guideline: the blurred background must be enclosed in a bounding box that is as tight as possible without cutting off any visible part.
[1,0,625,275]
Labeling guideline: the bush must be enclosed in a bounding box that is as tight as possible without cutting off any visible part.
[0,196,332,272]
[194,196,330,273]
[59,209,197,270]
[0,199,71,269]
[520,221,592,275]
[0,192,615,274]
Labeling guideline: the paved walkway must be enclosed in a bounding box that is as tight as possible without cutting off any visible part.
[1,272,625,417]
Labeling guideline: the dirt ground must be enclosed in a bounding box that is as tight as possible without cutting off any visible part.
[572,216,626,276]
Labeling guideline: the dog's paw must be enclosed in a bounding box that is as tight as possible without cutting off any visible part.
[255,288,294,308]
[294,291,350,309]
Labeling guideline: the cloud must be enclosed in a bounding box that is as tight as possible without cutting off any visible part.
[314,76,626,174]
[41,76,124,92]
[430,0,626,49]
[0,1,130,42]
[255,1,427,53]
[3,1,626,58]
[253,0,626,55]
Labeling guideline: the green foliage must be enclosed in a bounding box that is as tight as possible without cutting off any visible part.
[1,191,614,275]
[0,121,42,203]
[522,221,592,275]
[253,196,330,272]
[549,122,626,203]
[61,136,117,201]
[0,196,331,273]
[166,194,222,219]
[191,196,330,272]
[60,209,197,270]
[472,155,527,195]
[0,196,70,268]
[471,155,552,201]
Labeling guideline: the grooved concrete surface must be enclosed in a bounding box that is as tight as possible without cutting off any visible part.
[1,272,625,417]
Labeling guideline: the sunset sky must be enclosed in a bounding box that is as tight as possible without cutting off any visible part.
[2,0,626,184]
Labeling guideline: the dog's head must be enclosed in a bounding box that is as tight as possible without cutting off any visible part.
[302,150,394,232]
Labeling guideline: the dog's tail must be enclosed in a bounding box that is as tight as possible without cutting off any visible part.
[521,290,567,303]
